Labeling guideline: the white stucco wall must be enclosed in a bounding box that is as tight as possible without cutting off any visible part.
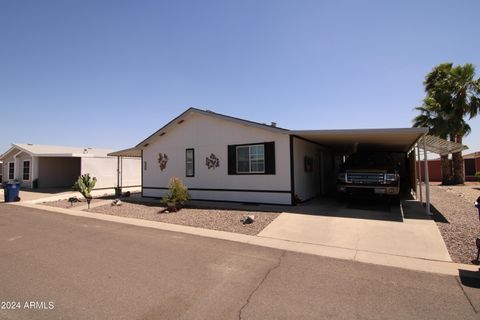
[292,137,321,201]
[142,112,292,204]
[81,157,141,189]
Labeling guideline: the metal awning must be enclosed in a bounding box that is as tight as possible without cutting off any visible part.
[108,147,141,157]
[421,135,468,155]
[292,128,428,153]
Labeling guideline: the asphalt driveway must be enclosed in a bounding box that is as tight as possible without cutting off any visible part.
[0,204,479,320]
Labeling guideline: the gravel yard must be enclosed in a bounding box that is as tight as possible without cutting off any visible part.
[87,201,280,235]
[43,198,101,209]
[430,184,480,264]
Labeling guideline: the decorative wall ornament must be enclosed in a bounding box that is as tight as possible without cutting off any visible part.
[205,153,220,170]
[158,153,169,171]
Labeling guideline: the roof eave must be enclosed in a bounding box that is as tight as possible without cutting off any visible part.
[135,107,289,148]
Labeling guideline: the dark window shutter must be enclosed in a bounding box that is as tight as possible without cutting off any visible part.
[228,145,237,175]
[264,142,275,174]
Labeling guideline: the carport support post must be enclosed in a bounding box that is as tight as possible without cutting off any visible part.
[116,156,121,190]
[416,145,423,203]
[422,137,431,215]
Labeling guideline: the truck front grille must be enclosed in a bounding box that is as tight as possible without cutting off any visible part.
[346,172,384,184]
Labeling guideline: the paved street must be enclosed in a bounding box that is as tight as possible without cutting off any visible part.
[1,204,479,320]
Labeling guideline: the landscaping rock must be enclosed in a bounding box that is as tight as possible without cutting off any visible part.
[431,184,480,264]
[111,199,122,206]
[241,215,255,224]
[68,197,80,203]
[88,202,278,235]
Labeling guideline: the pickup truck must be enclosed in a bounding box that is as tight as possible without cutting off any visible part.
[337,151,400,197]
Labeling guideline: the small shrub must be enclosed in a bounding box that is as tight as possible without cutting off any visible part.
[162,177,190,211]
[73,174,97,209]
[475,171,480,182]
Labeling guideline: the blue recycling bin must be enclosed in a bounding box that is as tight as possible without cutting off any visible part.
[3,182,21,202]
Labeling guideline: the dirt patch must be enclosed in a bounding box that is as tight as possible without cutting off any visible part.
[43,198,100,209]
[87,201,280,235]
[431,185,480,264]
[437,185,480,205]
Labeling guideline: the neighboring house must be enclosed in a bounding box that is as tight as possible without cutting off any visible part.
[464,152,480,181]
[111,108,428,205]
[0,161,2,183]
[0,144,141,189]
[419,151,480,182]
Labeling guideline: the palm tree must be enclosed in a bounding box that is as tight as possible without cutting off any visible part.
[413,97,452,184]
[448,64,480,183]
[421,63,480,184]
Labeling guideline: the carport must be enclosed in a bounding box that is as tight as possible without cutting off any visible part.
[291,128,467,215]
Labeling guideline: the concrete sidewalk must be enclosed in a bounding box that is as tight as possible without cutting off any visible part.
[12,201,479,277]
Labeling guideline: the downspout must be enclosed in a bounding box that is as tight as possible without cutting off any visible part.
[422,135,431,215]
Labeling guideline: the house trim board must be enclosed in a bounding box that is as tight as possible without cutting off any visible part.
[140,195,294,206]
[143,187,290,193]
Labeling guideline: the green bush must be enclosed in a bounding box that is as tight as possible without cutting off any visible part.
[475,171,480,182]
[162,177,190,211]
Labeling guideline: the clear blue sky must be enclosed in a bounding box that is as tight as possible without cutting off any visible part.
[1,0,479,154]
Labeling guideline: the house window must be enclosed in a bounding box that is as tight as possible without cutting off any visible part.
[237,145,265,173]
[144,161,147,171]
[8,162,14,180]
[23,161,30,180]
[228,142,275,175]
[186,149,194,177]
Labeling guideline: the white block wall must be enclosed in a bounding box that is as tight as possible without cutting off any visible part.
[81,157,141,189]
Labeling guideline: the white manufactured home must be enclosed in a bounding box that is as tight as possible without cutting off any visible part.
[0,144,141,190]
[111,108,431,206]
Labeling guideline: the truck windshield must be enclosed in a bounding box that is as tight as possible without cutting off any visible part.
[344,152,394,169]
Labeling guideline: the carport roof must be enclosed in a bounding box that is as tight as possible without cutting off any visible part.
[292,128,429,153]
[421,135,468,156]
[108,147,142,157]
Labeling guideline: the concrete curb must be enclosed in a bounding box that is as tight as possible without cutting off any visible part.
[12,202,480,277]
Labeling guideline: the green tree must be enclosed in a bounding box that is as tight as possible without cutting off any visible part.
[73,174,97,209]
[413,96,471,184]
[413,98,452,184]
[416,63,480,184]
[447,64,479,183]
